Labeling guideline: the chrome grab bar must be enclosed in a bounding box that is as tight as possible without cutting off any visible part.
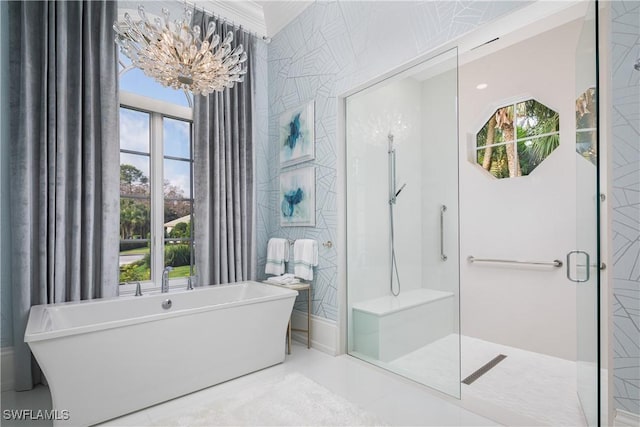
[467,256,562,268]
[440,205,447,261]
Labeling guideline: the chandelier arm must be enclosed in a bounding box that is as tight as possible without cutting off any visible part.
[118,65,136,77]
[184,89,194,108]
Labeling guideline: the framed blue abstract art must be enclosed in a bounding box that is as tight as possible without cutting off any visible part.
[279,101,315,167]
[280,167,316,227]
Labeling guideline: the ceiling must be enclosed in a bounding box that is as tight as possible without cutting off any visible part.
[119,0,312,39]
[256,1,313,38]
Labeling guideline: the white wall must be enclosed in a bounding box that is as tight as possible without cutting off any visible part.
[346,78,423,310]
[459,20,582,361]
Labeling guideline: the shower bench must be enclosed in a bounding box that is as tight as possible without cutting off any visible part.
[352,288,455,362]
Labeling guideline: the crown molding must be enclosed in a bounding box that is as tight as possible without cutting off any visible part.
[117,1,311,39]
[118,0,267,38]
[194,1,267,38]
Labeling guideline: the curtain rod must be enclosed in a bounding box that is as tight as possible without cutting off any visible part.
[187,2,271,43]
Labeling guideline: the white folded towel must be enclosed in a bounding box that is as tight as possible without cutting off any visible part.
[293,239,318,281]
[265,238,289,276]
[266,274,301,285]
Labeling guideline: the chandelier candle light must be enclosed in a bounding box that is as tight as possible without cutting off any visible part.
[114,5,248,95]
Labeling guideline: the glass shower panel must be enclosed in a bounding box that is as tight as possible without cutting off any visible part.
[346,48,460,398]
[573,1,600,425]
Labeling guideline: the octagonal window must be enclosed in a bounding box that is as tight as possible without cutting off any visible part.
[476,99,560,178]
[576,87,597,165]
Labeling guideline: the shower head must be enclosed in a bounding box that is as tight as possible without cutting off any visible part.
[395,183,407,198]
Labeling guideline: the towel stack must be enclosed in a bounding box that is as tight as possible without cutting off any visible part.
[265,238,289,275]
[293,239,318,281]
[265,273,301,286]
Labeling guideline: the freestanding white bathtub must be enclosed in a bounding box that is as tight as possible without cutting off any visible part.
[24,281,297,426]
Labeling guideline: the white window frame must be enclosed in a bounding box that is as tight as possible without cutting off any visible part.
[119,91,194,296]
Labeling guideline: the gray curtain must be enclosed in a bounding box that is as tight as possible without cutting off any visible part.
[8,0,119,390]
[193,10,256,285]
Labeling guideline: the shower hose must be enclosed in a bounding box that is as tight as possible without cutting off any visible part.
[389,202,401,296]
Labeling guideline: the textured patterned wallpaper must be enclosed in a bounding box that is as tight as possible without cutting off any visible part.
[611,0,640,415]
[256,1,528,321]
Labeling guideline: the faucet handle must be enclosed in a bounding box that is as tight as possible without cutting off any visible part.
[134,282,143,297]
[164,266,173,273]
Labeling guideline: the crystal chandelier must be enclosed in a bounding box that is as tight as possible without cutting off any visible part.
[113,5,248,95]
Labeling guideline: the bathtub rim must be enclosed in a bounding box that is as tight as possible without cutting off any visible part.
[25,281,297,343]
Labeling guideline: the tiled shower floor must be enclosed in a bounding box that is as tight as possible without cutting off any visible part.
[388,334,586,427]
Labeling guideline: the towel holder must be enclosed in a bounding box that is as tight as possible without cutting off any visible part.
[285,238,331,249]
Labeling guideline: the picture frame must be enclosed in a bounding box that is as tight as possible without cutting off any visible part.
[279,167,316,227]
[279,101,315,167]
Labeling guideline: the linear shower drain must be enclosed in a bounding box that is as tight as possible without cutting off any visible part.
[461,354,507,385]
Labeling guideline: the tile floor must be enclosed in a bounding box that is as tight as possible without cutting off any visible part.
[1,342,497,427]
[389,335,586,427]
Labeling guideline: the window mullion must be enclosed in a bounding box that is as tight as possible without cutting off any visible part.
[151,113,164,284]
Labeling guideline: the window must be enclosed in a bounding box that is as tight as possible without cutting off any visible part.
[118,99,194,288]
[576,88,596,164]
[119,108,152,282]
[475,99,560,178]
[118,51,194,291]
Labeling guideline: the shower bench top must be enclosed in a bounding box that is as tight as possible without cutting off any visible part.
[352,288,454,317]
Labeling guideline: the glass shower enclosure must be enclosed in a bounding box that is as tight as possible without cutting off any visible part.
[345,48,460,397]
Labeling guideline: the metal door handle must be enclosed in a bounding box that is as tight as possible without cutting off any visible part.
[566,250,590,283]
[440,205,447,261]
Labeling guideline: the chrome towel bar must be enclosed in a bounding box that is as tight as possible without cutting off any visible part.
[440,205,447,261]
[467,256,563,268]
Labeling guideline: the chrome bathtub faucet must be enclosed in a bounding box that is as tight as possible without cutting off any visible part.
[162,267,173,293]
[134,282,143,296]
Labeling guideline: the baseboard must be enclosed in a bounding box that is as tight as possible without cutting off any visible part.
[615,409,640,426]
[1,346,14,392]
[290,310,337,355]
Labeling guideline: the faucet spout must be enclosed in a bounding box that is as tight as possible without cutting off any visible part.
[162,267,173,293]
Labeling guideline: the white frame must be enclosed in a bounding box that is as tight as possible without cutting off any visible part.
[279,101,315,167]
[119,91,194,295]
[279,166,316,227]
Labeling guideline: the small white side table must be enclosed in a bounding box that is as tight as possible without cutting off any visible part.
[263,281,311,354]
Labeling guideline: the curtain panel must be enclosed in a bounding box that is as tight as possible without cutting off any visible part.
[7,0,119,390]
[193,10,257,286]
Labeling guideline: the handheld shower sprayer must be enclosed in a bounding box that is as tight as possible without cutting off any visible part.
[388,133,402,296]
[388,134,406,204]
[395,183,407,198]
[388,134,398,205]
